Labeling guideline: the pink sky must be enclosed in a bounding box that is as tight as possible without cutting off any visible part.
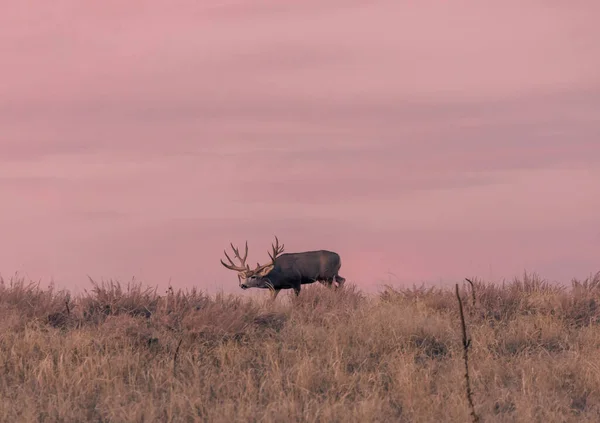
[1,1,599,293]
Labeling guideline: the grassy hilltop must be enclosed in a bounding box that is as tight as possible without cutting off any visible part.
[1,272,600,422]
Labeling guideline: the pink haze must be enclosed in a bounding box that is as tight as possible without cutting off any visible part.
[1,1,599,293]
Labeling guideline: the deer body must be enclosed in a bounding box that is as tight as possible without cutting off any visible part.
[244,250,345,295]
[220,237,346,299]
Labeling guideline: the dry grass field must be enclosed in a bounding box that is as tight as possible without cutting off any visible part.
[1,272,600,422]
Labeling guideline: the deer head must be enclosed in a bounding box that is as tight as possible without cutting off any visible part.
[220,236,285,289]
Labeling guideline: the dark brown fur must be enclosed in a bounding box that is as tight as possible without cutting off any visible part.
[242,250,346,299]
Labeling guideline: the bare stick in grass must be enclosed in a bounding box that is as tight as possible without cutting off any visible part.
[173,338,183,376]
[456,283,479,423]
[465,278,476,308]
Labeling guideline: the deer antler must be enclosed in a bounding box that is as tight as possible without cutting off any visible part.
[268,236,285,262]
[220,241,250,272]
[252,236,285,274]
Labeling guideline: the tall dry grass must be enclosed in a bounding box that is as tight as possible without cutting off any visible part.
[1,272,600,422]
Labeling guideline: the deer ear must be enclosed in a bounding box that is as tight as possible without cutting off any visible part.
[257,264,274,276]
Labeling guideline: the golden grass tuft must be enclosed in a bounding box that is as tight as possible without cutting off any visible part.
[1,271,600,422]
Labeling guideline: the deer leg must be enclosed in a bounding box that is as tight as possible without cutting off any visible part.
[335,274,346,288]
[292,282,301,296]
[271,288,281,300]
[292,272,302,296]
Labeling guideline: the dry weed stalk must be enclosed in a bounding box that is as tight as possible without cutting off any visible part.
[465,278,476,308]
[456,283,479,423]
[173,338,183,376]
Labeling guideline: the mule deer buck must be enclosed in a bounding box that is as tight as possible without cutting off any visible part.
[220,236,346,299]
